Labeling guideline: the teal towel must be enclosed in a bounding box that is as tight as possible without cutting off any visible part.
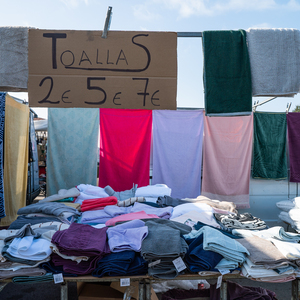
[202,30,252,116]
[252,112,287,179]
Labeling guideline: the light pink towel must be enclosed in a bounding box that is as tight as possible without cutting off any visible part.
[202,114,253,209]
[105,211,159,226]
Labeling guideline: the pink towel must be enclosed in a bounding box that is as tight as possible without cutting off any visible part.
[202,114,253,209]
[98,108,152,191]
[105,211,159,226]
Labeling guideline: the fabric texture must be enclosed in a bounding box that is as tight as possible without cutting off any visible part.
[202,30,252,116]
[0,27,29,91]
[252,112,287,179]
[0,92,5,219]
[201,114,253,209]
[287,113,300,182]
[1,94,29,226]
[47,108,99,196]
[98,108,152,191]
[246,28,300,96]
[80,196,118,212]
[152,110,204,198]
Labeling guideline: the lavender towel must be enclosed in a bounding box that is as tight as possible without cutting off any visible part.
[152,110,204,199]
[287,113,300,182]
[107,219,148,252]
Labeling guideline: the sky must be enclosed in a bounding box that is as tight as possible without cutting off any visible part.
[3,0,300,119]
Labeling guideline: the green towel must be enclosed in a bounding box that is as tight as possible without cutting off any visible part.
[252,112,287,179]
[202,30,252,115]
[12,273,53,284]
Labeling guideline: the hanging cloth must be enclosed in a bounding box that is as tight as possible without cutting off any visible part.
[1,94,29,226]
[202,30,252,116]
[47,108,99,196]
[201,114,253,209]
[246,28,300,97]
[98,108,152,191]
[287,113,300,182]
[152,110,204,198]
[0,92,5,219]
[252,112,287,179]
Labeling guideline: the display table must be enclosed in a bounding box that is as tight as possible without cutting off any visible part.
[2,274,297,300]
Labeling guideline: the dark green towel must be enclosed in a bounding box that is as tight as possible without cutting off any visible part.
[252,112,287,179]
[202,30,252,115]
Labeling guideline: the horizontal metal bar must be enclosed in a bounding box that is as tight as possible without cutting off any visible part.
[177,32,202,37]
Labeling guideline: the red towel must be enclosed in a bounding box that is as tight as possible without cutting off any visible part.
[81,196,118,212]
[98,108,152,191]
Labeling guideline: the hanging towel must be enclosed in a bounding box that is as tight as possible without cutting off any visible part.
[0,27,29,92]
[201,114,253,209]
[1,94,29,226]
[0,92,5,219]
[252,112,287,179]
[47,108,99,196]
[246,28,300,96]
[152,110,204,198]
[287,113,300,182]
[98,108,152,191]
[202,30,252,116]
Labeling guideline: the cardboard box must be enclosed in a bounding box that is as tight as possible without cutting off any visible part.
[110,281,158,300]
[77,283,125,300]
[28,29,177,110]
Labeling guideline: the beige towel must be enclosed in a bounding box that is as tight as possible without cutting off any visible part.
[1,94,29,225]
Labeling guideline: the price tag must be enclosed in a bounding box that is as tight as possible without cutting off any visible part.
[172,257,187,272]
[216,275,223,289]
[218,268,230,275]
[148,259,161,267]
[120,278,130,287]
[53,273,64,284]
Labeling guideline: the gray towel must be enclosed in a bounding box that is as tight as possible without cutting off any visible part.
[247,28,300,96]
[17,202,81,217]
[0,27,29,91]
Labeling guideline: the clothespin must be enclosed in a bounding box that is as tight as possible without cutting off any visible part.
[286,102,292,113]
[102,6,113,39]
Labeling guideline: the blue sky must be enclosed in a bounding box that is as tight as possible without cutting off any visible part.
[3,0,300,118]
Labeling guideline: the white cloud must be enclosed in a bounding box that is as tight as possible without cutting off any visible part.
[133,4,161,21]
[287,0,300,10]
[60,0,88,8]
[153,0,299,17]
[249,22,273,29]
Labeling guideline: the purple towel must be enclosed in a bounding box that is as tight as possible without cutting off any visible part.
[287,113,300,182]
[51,223,110,257]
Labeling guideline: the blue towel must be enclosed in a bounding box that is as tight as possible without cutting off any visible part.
[93,251,147,277]
[184,233,223,272]
[0,92,5,219]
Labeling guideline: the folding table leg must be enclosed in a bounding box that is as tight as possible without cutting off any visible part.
[60,282,68,300]
[220,281,227,300]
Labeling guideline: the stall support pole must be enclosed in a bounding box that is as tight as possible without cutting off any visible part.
[291,278,300,300]
[220,281,227,300]
[139,281,145,300]
[0,282,8,293]
[60,282,68,300]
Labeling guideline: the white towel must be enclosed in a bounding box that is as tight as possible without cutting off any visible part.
[246,28,300,96]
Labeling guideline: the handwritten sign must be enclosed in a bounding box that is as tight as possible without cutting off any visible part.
[28,29,177,109]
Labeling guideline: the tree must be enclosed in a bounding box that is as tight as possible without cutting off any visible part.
[293,105,300,112]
